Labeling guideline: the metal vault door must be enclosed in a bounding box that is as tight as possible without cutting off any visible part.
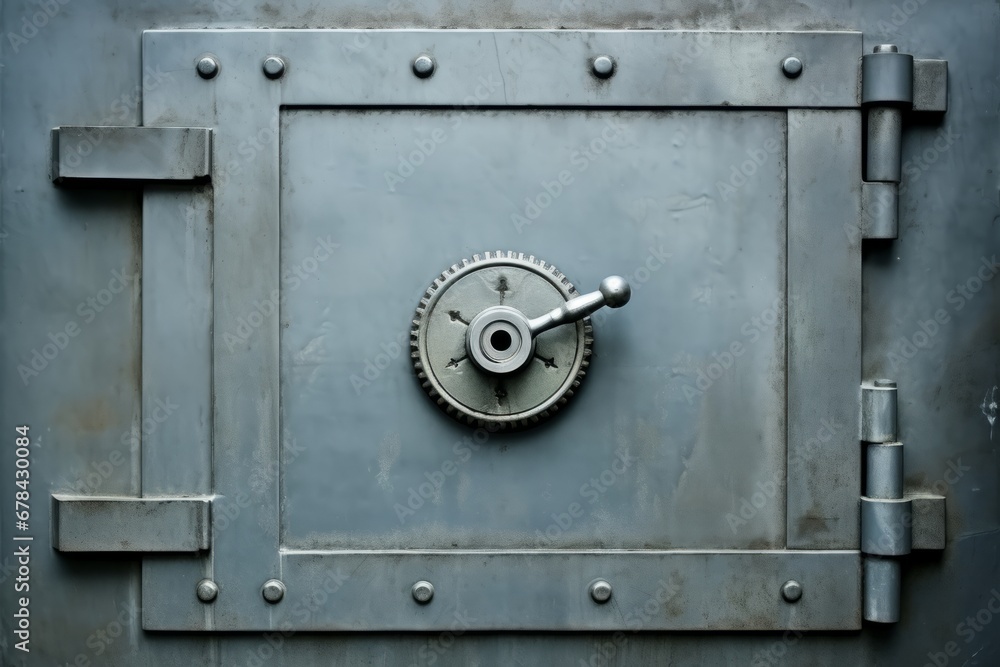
[49,30,945,632]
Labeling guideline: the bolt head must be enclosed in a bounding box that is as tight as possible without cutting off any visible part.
[589,579,613,603]
[196,579,219,603]
[781,56,803,78]
[196,56,219,80]
[412,580,435,603]
[592,55,615,79]
[781,580,803,603]
[263,56,286,80]
[412,55,435,78]
[261,579,286,603]
[873,44,899,53]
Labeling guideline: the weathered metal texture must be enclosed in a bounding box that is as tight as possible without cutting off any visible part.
[50,126,212,183]
[262,550,860,631]
[864,557,902,623]
[1,0,997,665]
[860,497,912,556]
[908,494,947,550]
[52,495,211,552]
[786,109,862,549]
[866,107,903,182]
[912,59,949,112]
[861,49,914,106]
[145,29,861,108]
[866,442,903,498]
[861,182,900,240]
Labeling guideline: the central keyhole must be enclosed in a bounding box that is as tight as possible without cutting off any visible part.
[490,329,513,351]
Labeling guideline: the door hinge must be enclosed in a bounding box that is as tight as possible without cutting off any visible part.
[858,45,948,240]
[859,380,946,623]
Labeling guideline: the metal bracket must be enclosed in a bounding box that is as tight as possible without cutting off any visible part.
[859,381,946,623]
[52,495,212,552]
[859,46,948,240]
[51,126,212,184]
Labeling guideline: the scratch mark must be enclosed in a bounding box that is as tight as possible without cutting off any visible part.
[981,385,997,440]
[446,356,467,369]
[492,34,509,104]
[376,431,401,492]
[448,310,470,325]
[535,354,558,369]
[496,276,509,303]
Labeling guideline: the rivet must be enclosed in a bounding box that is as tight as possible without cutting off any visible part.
[873,44,899,54]
[412,54,435,79]
[261,579,286,603]
[781,580,803,603]
[412,580,434,603]
[196,56,219,80]
[781,56,803,78]
[589,579,613,603]
[262,56,286,80]
[592,55,615,79]
[196,579,219,603]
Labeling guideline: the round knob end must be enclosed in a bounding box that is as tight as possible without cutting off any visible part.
[599,276,631,308]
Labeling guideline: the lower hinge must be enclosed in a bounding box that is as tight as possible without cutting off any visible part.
[859,380,946,623]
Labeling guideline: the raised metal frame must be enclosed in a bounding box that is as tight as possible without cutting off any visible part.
[139,29,864,631]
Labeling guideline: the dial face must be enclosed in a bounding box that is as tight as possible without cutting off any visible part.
[412,252,592,429]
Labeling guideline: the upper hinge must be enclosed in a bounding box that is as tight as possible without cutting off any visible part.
[858,45,948,241]
[51,126,212,184]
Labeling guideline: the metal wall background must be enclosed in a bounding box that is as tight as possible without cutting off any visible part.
[1,0,997,665]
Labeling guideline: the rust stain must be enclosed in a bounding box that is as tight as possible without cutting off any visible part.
[56,397,116,434]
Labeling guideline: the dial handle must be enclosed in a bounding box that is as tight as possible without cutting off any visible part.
[527,276,631,337]
[466,276,631,375]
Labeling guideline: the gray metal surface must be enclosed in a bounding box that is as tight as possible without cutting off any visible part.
[860,497,912,556]
[860,48,914,105]
[866,442,903,498]
[867,107,903,182]
[864,557,902,623]
[52,495,211,552]
[861,183,899,240]
[144,29,861,108]
[266,550,861,631]
[912,59,949,112]
[908,494,947,550]
[786,109,862,549]
[1,1,997,665]
[50,126,212,182]
[861,380,898,442]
